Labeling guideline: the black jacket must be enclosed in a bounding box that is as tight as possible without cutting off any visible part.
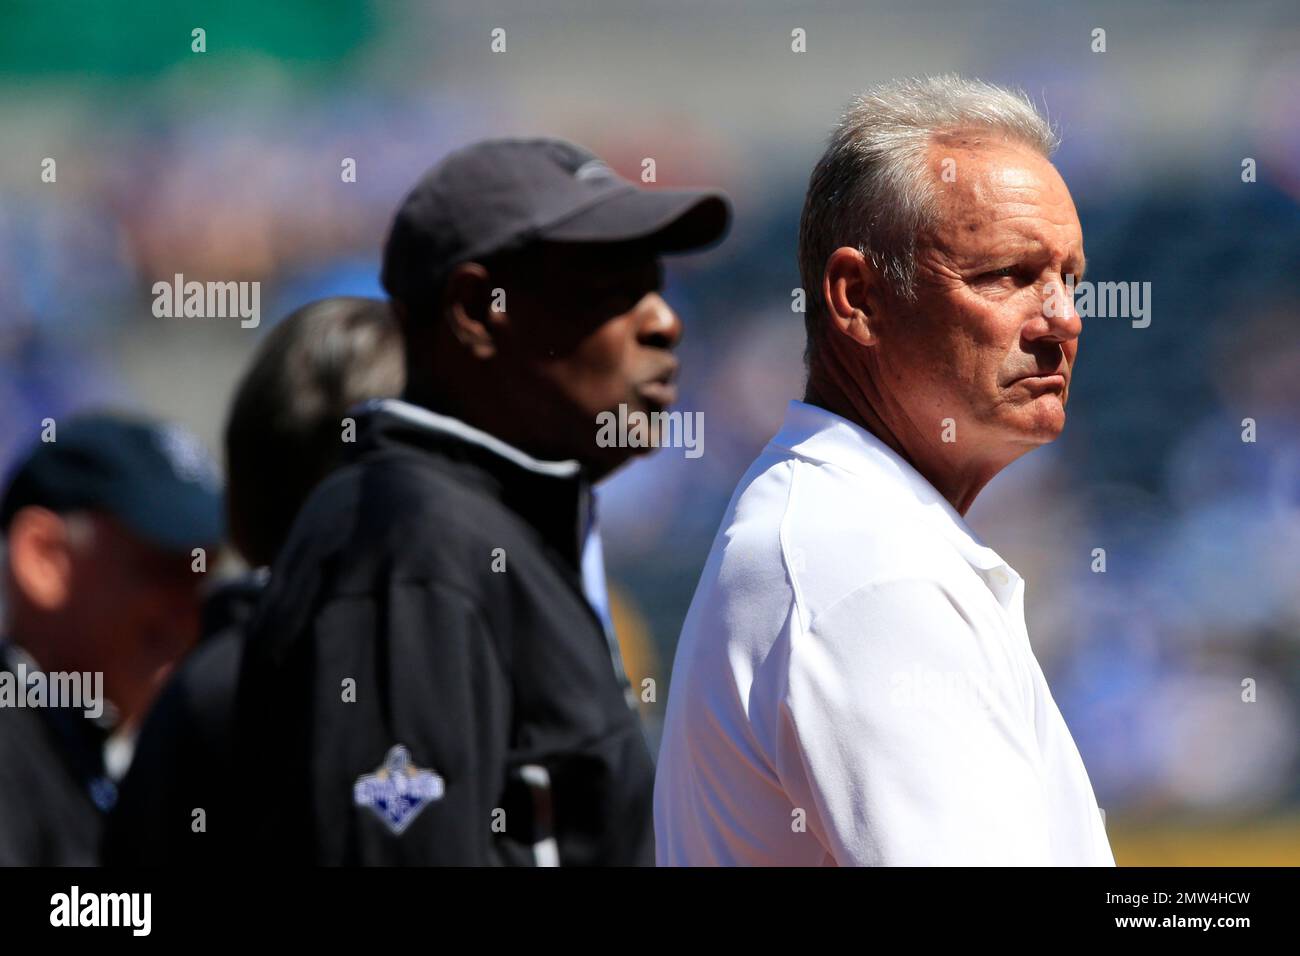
[0,645,115,865]
[102,571,266,866]
[231,400,655,865]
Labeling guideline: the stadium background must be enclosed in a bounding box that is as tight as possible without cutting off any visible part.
[2,0,1298,864]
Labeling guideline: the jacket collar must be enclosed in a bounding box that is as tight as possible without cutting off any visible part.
[352,398,590,568]
[770,400,1021,586]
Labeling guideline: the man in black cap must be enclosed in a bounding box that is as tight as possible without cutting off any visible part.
[232,138,730,865]
[0,413,221,865]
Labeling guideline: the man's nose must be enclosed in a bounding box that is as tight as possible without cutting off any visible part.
[1029,275,1083,342]
[635,293,683,350]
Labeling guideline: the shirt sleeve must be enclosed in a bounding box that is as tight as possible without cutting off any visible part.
[235,577,514,865]
[773,576,1053,865]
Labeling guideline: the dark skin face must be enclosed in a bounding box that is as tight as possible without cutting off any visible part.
[806,138,1085,514]
[3,507,209,727]
[406,241,684,481]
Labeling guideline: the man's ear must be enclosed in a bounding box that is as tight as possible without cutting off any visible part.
[441,262,500,360]
[6,507,75,612]
[822,246,885,347]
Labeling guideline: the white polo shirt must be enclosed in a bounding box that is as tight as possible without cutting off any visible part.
[654,400,1114,866]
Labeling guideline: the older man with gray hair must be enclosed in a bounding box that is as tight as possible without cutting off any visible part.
[655,76,1113,866]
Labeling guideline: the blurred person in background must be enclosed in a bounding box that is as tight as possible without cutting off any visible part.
[232,137,730,865]
[104,297,404,866]
[656,76,1113,866]
[0,414,220,865]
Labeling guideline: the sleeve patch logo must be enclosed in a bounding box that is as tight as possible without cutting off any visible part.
[353,745,445,835]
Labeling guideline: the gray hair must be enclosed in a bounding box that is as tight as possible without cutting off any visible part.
[797,75,1059,364]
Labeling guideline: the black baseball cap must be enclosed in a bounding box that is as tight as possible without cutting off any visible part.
[0,414,222,554]
[381,137,732,308]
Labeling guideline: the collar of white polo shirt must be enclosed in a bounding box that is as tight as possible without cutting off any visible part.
[770,400,1024,607]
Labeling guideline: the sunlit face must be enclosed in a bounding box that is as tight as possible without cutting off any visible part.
[877,137,1084,453]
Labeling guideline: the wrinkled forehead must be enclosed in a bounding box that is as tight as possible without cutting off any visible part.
[924,138,1081,250]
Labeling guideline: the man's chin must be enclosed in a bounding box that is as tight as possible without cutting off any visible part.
[1017,397,1067,443]
[582,442,649,483]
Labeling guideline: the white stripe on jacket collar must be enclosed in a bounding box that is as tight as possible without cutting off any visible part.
[359,398,582,480]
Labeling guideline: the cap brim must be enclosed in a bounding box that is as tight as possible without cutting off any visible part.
[539,188,731,253]
[118,483,223,554]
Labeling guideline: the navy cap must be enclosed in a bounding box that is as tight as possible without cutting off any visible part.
[0,414,222,554]
[381,137,732,309]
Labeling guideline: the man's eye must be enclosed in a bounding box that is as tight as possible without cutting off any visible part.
[975,265,1030,285]
[596,291,638,314]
